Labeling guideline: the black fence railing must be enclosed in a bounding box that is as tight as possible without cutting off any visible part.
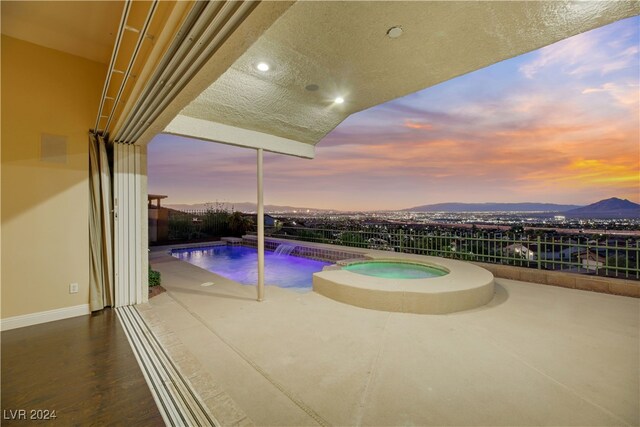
[167,209,254,242]
[269,226,640,280]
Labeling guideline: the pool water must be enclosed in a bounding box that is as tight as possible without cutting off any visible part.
[344,261,448,279]
[171,245,329,290]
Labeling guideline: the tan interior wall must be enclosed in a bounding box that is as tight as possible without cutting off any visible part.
[1,35,106,318]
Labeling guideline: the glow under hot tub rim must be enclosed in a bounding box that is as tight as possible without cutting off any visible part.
[313,256,495,314]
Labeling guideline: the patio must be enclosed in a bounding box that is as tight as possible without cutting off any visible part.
[143,250,639,426]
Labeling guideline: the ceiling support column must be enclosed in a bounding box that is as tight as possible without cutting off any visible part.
[257,148,265,302]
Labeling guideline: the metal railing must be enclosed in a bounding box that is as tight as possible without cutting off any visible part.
[167,209,251,241]
[269,226,640,280]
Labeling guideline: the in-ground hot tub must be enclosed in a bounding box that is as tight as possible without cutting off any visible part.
[343,260,449,279]
[313,254,494,314]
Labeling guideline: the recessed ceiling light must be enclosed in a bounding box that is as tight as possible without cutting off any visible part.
[334,97,345,104]
[256,62,269,72]
[387,26,403,39]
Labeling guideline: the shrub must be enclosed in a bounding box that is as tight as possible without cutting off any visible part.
[149,267,161,287]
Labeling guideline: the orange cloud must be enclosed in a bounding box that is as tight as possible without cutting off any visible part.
[512,156,639,198]
[565,159,639,184]
[404,120,434,130]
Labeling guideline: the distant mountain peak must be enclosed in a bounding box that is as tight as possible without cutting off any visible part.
[587,197,634,206]
[565,197,639,218]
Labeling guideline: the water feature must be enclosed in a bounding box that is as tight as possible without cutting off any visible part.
[274,243,297,256]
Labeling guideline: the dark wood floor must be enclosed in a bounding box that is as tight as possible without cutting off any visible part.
[1,309,164,426]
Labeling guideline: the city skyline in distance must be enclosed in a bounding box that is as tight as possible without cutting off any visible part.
[149,16,639,211]
[165,197,639,218]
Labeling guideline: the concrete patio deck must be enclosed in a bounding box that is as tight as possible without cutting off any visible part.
[143,251,639,426]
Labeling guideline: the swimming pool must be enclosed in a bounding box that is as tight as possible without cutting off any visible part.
[171,245,330,290]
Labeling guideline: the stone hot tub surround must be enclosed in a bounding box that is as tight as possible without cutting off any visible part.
[314,253,495,314]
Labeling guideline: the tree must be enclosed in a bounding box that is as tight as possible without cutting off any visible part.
[228,211,251,237]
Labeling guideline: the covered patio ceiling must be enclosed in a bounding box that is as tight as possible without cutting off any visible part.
[158,1,638,158]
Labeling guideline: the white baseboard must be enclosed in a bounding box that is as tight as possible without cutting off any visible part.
[1,304,91,331]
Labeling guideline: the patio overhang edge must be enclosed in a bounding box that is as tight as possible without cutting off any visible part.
[163,114,315,159]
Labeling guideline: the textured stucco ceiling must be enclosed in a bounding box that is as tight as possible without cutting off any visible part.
[179,1,639,146]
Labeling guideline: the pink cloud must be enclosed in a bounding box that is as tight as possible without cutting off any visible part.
[404,120,435,130]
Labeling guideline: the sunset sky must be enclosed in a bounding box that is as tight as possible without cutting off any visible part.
[149,16,639,211]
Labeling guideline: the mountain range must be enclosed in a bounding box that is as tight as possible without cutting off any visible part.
[166,197,640,218]
[404,202,581,212]
[405,198,639,218]
[165,202,331,213]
